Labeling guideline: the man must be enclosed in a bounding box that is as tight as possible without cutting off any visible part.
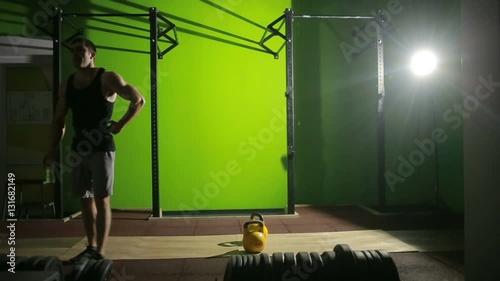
[43,37,145,262]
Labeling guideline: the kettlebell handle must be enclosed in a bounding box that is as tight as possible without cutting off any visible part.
[250,213,264,221]
[244,220,263,229]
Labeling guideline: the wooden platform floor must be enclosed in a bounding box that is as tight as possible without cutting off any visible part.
[0,205,465,281]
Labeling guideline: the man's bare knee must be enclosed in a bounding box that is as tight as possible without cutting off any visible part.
[80,197,95,210]
[94,196,110,211]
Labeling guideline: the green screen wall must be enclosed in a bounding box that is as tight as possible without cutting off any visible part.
[1,0,464,214]
[61,0,292,213]
[1,0,291,213]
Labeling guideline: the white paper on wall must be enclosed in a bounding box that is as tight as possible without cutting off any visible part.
[7,91,53,124]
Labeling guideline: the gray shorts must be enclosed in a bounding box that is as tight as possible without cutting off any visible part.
[71,151,115,198]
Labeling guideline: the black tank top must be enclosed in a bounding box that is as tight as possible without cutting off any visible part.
[66,68,115,154]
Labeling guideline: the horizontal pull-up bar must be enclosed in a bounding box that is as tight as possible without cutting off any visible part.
[63,13,149,17]
[293,15,375,19]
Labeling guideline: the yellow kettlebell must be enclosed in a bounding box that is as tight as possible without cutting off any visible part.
[250,213,268,239]
[242,220,266,254]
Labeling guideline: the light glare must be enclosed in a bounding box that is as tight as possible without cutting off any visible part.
[411,50,437,76]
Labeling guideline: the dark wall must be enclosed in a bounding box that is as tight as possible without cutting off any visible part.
[291,0,464,211]
[462,0,500,280]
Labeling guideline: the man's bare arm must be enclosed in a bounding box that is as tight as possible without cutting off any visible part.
[103,72,146,133]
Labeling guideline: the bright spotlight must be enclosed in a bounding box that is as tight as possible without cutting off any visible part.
[411,50,438,76]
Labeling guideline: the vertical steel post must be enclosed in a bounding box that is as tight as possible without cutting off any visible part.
[376,24,386,209]
[149,7,161,217]
[53,7,63,219]
[285,9,295,215]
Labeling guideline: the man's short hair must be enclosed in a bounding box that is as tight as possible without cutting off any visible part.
[70,37,97,53]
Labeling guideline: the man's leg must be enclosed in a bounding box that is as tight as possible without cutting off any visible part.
[69,154,98,263]
[81,197,97,248]
[94,196,111,255]
[90,151,115,257]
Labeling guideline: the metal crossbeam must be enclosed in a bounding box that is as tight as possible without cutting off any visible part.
[63,13,149,17]
[293,15,374,19]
